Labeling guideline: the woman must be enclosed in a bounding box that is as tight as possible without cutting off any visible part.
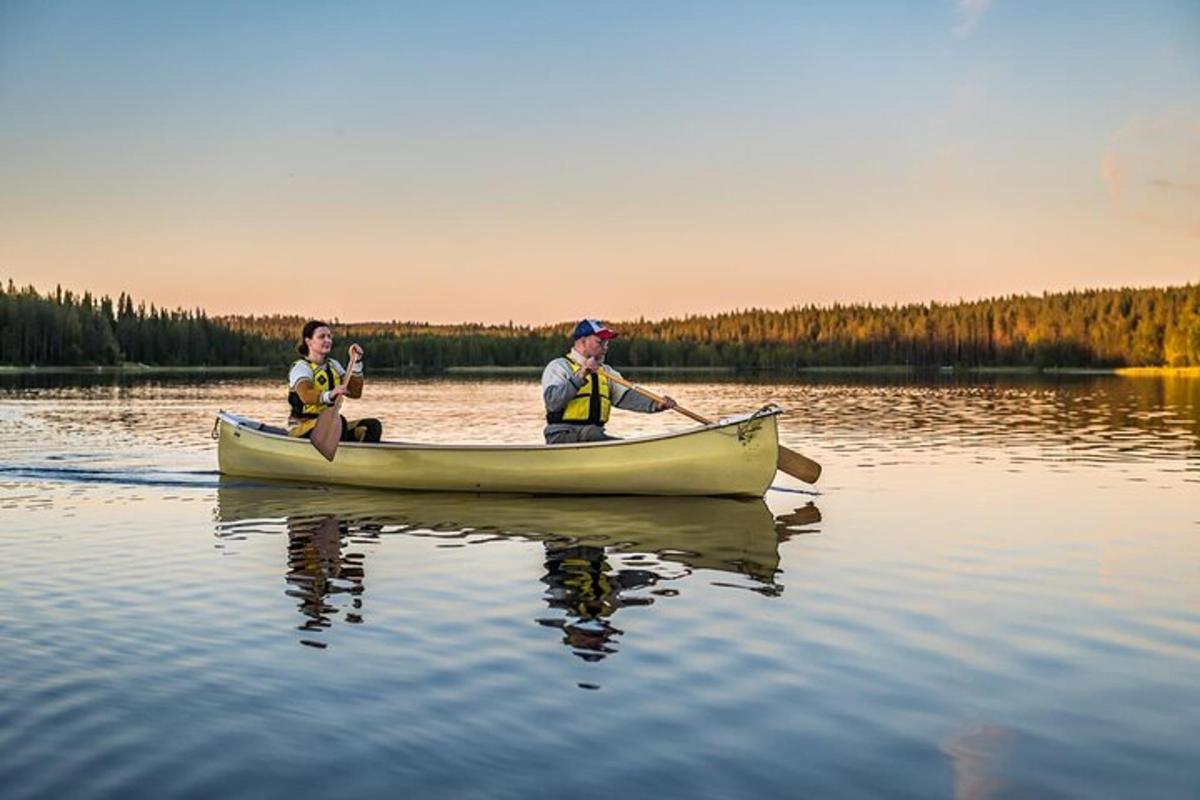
[287,320,383,443]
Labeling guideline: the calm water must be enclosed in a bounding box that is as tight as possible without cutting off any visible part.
[2,373,1198,799]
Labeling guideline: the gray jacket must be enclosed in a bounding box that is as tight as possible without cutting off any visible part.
[542,351,658,435]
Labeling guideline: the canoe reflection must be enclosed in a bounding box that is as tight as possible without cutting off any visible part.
[214,480,821,654]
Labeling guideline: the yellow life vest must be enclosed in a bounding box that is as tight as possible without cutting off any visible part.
[547,356,611,425]
[288,359,343,420]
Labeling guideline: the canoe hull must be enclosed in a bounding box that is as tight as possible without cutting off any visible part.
[215,409,781,497]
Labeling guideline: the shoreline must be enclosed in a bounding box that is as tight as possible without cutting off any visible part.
[4,364,1199,378]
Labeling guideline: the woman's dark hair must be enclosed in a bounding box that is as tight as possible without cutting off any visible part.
[298,320,331,357]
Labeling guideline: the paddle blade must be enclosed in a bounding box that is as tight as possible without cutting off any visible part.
[310,407,342,462]
[777,445,821,484]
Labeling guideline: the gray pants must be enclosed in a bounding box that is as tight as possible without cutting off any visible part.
[544,425,618,445]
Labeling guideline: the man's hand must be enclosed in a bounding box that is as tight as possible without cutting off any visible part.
[656,395,677,412]
[581,356,601,374]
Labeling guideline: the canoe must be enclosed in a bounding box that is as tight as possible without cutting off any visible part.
[214,405,783,497]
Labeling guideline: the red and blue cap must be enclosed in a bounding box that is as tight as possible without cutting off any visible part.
[571,319,618,340]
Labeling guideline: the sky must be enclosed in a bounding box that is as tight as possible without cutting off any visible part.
[1,1,1197,325]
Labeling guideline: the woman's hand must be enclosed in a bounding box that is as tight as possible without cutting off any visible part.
[348,343,364,362]
[328,385,348,401]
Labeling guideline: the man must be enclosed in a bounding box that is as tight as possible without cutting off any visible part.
[542,319,676,444]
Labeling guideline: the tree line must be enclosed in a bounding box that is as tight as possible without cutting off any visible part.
[0,281,281,366]
[3,279,1199,369]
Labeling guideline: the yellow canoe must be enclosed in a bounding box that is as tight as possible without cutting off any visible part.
[214,406,782,497]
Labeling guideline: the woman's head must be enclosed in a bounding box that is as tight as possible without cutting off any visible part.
[298,320,333,357]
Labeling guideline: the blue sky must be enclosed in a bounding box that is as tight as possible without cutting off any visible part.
[2,1,1196,323]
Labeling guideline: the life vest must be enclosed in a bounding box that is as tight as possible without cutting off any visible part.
[288,359,343,420]
[547,356,611,425]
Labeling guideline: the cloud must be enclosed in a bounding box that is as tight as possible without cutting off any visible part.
[954,0,994,38]
[1102,111,1200,237]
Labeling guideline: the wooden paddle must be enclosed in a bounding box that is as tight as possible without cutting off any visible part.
[602,370,822,484]
[310,354,359,462]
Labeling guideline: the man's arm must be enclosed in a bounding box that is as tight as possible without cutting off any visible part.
[542,359,587,412]
[607,367,660,413]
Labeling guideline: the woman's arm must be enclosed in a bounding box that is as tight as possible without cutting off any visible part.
[292,379,324,405]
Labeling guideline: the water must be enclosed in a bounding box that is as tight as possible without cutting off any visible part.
[2,373,1198,798]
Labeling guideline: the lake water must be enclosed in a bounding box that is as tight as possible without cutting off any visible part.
[2,373,1197,799]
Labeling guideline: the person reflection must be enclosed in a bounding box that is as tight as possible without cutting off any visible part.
[285,515,373,647]
[533,501,820,662]
[537,543,660,661]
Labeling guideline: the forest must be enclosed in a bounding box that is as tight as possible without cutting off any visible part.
[3,279,1199,370]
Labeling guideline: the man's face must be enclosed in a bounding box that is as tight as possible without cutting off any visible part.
[577,335,609,360]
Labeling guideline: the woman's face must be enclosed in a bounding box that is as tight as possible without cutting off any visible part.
[305,326,334,357]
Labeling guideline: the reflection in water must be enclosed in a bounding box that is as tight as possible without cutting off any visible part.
[940,724,1018,800]
[284,515,376,648]
[538,543,654,661]
[7,374,1198,796]
[533,496,821,662]
[214,480,821,657]
[783,374,1200,468]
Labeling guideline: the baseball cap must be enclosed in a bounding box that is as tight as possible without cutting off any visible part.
[571,319,618,340]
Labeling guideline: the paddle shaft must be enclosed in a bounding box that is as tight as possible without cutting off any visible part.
[601,372,711,424]
[327,353,359,415]
[601,369,822,484]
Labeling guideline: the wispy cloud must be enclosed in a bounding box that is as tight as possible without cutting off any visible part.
[954,0,994,38]
[1103,112,1200,237]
